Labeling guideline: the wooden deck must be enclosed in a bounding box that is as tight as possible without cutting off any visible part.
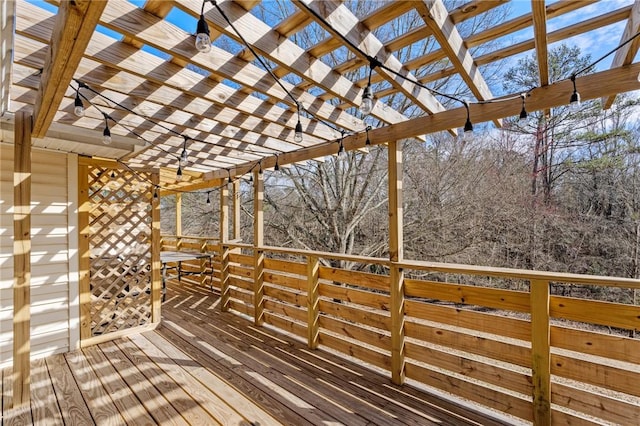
[2,279,509,426]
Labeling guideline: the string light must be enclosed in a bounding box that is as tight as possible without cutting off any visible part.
[519,93,528,121]
[227,169,233,184]
[294,103,303,143]
[195,2,212,53]
[338,130,347,158]
[102,113,112,145]
[153,187,158,199]
[176,166,183,182]
[110,170,116,179]
[274,154,280,171]
[180,136,189,167]
[74,88,84,117]
[206,192,211,204]
[463,101,473,142]
[569,74,581,111]
[360,58,379,116]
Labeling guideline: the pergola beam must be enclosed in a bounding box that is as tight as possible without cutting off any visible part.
[204,62,640,182]
[531,0,549,87]
[416,0,500,127]
[31,0,105,138]
[602,0,640,109]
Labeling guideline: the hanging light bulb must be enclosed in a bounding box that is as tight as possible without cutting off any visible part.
[359,58,378,116]
[74,90,84,117]
[294,102,304,143]
[227,170,233,185]
[463,102,474,142]
[176,166,183,182]
[153,187,158,200]
[360,86,373,116]
[362,125,372,154]
[179,136,189,167]
[519,93,528,121]
[338,130,347,158]
[102,114,112,145]
[274,155,280,171]
[569,74,581,111]
[195,11,211,53]
[258,161,263,175]
[206,192,211,204]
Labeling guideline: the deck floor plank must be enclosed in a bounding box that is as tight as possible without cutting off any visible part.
[141,330,283,426]
[116,338,218,426]
[129,332,245,425]
[98,341,189,426]
[30,357,63,426]
[156,321,309,426]
[65,349,127,425]
[45,353,94,425]
[83,345,157,426]
[162,308,381,426]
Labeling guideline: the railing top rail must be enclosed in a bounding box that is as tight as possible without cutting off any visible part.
[160,235,640,288]
[399,260,640,288]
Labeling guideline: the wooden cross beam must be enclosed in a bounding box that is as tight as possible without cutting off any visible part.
[31,0,105,138]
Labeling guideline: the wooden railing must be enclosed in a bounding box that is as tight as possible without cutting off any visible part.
[161,236,640,425]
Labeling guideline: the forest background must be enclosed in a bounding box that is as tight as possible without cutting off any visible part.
[160,1,640,304]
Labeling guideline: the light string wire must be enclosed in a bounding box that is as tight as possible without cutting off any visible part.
[74,1,640,196]
[207,0,342,134]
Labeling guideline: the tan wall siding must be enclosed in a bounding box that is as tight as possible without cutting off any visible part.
[0,144,76,366]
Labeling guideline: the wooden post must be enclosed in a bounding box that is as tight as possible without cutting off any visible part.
[388,140,405,385]
[530,279,551,426]
[151,172,161,323]
[253,170,264,326]
[232,178,241,250]
[220,182,230,311]
[307,255,320,349]
[175,192,182,237]
[78,163,91,342]
[12,111,31,408]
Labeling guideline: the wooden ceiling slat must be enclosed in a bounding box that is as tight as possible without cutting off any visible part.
[416,0,498,128]
[602,1,640,109]
[22,2,319,153]
[32,0,106,138]
[531,0,549,87]
[181,0,415,126]
[294,0,447,118]
[99,1,355,140]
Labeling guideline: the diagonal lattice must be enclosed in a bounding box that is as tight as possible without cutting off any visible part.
[87,167,153,336]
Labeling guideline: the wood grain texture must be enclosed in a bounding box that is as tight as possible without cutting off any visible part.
[31,0,106,138]
[12,111,31,408]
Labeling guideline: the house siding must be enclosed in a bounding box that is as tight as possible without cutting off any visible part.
[0,145,78,367]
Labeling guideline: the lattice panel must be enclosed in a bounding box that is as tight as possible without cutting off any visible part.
[88,167,153,336]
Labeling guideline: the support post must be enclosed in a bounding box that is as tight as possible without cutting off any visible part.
[307,255,320,349]
[220,181,230,311]
[175,192,182,237]
[388,140,405,385]
[253,170,264,326]
[232,179,241,253]
[530,279,551,426]
[12,111,31,408]
[151,172,161,323]
[78,164,90,341]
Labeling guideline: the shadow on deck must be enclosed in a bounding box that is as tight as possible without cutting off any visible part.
[1,279,511,425]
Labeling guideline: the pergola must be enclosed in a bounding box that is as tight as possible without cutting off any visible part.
[1,1,640,425]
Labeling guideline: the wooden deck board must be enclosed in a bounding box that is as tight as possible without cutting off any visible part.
[99,341,189,426]
[64,349,127,425]
[30,358,64,426]
[1,278,507,426]
[83,345,157,425]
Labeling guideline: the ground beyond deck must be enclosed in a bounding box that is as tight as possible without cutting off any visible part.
[1,279,508,425]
